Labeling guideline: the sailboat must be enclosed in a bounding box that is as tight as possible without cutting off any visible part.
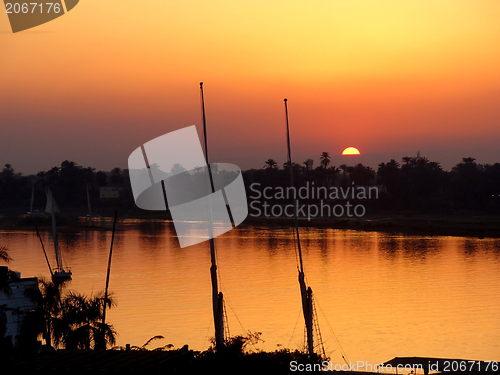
[45,188,72,283]
[25,182,47,218]
[200,82,225,348]
[284,98,323,358]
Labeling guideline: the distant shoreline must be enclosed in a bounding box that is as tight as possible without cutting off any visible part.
[243,214,500,239]
[1,208,500,239]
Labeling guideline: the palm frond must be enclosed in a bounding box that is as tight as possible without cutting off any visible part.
[142,335,165,349]
[0,245,12,263]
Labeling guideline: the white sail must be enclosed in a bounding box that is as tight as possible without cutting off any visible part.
[45,187,71,282]
[45,188,60,214]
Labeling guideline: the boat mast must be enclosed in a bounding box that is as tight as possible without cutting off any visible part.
[30,182,34,213]
[36,224,53,278]
[284,98,314,357]
[51,192,63,272]
[86,182,92,216]
[98,210,118,350]
[200,82,224,349]
[46,188,71,283]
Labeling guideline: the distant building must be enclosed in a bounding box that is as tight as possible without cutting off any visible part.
[0,267,38,347]
[100,187,121,199]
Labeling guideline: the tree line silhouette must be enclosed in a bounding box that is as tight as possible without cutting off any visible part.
[1,153,499,216]
[244,153,500,214]
[0,161,132,215]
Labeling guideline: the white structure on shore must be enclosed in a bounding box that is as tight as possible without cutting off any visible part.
[0,266,38,347]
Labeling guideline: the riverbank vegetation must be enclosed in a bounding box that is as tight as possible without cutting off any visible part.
[1,155,499,216]
[1,155,499,239]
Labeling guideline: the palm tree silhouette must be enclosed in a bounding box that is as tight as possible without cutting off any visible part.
[0,246,12,296]
[22,278,63,350]
[0,245,11,263]
[377,159,400,195]
[111,167,124,186]
[1,164,14,178]
[320,152,331,169]
[60,291,116,350]
[264,159,279,169]
[402,156,412,166]
[339,164,349,186]
[22,280,116,350]
[327,166,339,187]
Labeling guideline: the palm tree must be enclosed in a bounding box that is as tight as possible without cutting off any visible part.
[22,278,64,350]
[0,246,12,296]
[22,281,116,350]
[264,159,279,169]
[60,291,116,349]
[1,164,14,178]
[0,246,11,263]
[170,163,186,175]
[319,152,331,169]
[45,166,60,186]
[110,167,124,186]
[125,335,173,351]
[327,166,339,187]
[339,164,349,186]
[462,157,476,165]
[402,156,412,166]
[377,159,400,195]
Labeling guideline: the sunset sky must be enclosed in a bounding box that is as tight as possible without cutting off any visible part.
[1,0,500,175]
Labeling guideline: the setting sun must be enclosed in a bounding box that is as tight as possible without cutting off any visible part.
[342,147,361,155]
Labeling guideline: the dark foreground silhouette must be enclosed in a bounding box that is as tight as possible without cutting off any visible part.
[2,334,320,375]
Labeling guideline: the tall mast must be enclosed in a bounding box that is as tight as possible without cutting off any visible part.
[98,210,118,350]
[48,188,71,283]
[284,98,314,357]
[36,224,53,278]
[200,82,224,349]
[30,182,34,213]
[51,193,63,271]
[86,182,92,216]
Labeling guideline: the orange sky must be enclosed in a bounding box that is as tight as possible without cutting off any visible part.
[1,0,500,174]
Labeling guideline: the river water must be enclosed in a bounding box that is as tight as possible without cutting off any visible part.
[2,219,499,366]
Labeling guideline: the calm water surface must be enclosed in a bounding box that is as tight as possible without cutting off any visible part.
[2,220,499,365]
